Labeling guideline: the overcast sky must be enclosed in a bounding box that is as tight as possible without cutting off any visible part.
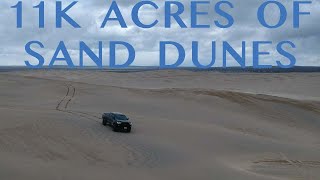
[0,0,319,67]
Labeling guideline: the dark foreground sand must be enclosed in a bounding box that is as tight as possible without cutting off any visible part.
[0,70,319,180]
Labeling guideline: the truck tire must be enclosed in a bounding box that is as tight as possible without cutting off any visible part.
[102,119,107,126]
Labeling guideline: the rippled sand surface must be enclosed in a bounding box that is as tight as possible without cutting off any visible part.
[0,70,319,180]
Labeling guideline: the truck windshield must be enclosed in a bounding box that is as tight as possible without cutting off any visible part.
[114,114,128,120]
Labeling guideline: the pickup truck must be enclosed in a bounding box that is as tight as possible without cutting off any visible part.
[102,112,132,133]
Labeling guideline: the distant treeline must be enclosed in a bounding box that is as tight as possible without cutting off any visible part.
[187,66,320,73]
[0,66,319,73]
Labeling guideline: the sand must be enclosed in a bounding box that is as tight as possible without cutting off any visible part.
[0,69,319,180]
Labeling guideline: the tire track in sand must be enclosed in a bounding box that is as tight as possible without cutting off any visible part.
[56,84,75,111]
[252,153,320,180]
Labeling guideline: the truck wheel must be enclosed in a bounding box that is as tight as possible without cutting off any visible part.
[102,119,107,126]
[113,126,118,132]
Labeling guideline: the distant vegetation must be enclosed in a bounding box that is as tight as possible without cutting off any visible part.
[0,66,319,73]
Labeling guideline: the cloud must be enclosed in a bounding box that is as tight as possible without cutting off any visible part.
[0,0,319,66]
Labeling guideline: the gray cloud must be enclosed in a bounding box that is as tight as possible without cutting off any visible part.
[0,0,319,66]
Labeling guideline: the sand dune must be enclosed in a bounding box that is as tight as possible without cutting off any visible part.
[0,70,319,180]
